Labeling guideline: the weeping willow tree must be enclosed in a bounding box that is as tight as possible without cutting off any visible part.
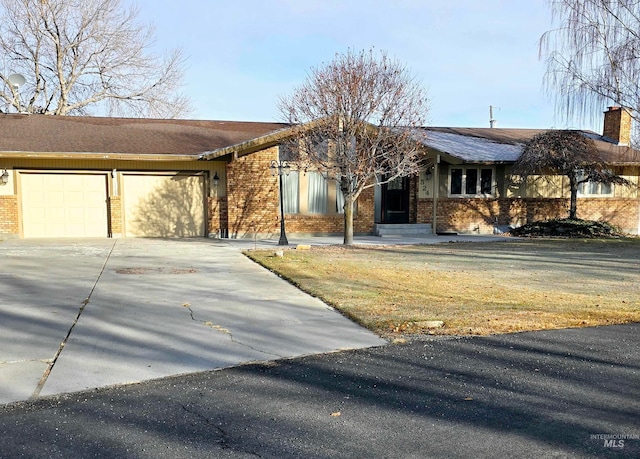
[279,49,430,245]
[540,0,640,127]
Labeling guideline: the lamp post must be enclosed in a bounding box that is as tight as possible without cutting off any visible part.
[270,160,291,246]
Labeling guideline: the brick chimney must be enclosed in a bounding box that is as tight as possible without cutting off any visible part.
[603,106,632,146]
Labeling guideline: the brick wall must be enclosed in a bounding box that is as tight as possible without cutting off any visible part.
[225,147,378,237]
[418,197,640,234]
[226,147,280,238]
[577,198,639,233]
[409,175,418,223]
[0,195,19,237]
[207,196,228,237]
[603,107,632,145]
[108,196,122,237]
[284,187,375,235]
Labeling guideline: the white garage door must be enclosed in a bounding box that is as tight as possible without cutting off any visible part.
[123,173,205,237]
[21,173,108,238]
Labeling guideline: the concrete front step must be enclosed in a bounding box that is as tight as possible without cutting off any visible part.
[374,223,432,237]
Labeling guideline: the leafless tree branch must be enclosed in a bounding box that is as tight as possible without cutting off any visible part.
[279,49,430,244]
[0,0,192,117]
[541,0,640,130]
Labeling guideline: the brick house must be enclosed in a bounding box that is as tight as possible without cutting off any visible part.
[413,107,640,235]
[1,108,639,239]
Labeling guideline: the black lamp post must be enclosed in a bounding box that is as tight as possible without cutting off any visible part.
[270,160,291,246]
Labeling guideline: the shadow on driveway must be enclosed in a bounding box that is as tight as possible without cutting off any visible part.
[0,323,638,458]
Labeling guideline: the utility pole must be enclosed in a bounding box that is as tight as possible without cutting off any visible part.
[489,105,496,128]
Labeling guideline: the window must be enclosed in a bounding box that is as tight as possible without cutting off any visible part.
[449,167,494,196]
[282,171,299,213]
[578,171,613,196]
[307,172,328,213]
[451,168,463,194]
[336,182,345,213]
[279,143,297,162]
[578,181,612,196]
[309,139,329,161]
[281,170,352,216]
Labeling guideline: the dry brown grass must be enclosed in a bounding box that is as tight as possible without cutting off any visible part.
[245,238,640,337]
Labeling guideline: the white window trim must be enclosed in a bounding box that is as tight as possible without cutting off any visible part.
[448,166,496,197]
[577,171,614,197]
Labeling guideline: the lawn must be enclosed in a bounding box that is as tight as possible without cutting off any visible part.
[245,238,640,337]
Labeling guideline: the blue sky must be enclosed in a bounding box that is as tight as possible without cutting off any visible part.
[130,0,602,133]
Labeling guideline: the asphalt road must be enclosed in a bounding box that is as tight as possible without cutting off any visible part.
[1,323,638,458]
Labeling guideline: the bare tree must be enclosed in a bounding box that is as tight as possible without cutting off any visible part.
[279,49,430,245]
[540,0,640,126]
[513,130,629,219]
[0,0,191,117]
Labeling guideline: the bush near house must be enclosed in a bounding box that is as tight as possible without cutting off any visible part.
[508,218,625,238]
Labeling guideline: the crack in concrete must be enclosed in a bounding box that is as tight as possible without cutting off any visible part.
[30,239,119,400]
[182,303,282,358]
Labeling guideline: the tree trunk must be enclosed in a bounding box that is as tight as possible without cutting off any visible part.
[569,181,578,219]
[343,195,355,245]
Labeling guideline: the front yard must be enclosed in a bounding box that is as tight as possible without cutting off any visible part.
[246,239,640,337]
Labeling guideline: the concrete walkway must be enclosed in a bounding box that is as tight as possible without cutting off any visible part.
[214,232,511,250]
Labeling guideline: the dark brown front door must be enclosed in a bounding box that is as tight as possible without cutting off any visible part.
[381,176,410,223]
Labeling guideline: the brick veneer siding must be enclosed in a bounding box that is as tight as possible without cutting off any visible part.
[226,147,280,238]
[417,197,640,234]
[208,196,228,237]
[409,175,418,223]
[225,146,378,237]
[603,107,632,145]
[284,187,376,235]
[0,195,19,238]
[107,196,122,237]
[577,198,639,233]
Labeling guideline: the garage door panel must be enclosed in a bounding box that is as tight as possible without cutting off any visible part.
[21,173,108,238]
[123,174,205,238]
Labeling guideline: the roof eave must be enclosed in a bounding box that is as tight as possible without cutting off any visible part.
[202,125,296,160]
[0,151,203,161]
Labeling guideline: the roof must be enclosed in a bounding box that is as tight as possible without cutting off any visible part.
[420,127,640,165]
[1,114,638,166]
[0,114,289,159]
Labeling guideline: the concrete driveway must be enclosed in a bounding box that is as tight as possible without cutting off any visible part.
[0,238,385,405]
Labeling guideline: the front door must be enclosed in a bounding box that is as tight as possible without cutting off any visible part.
[381,176,410,223]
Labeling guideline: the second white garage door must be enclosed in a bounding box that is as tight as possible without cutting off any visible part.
[123,173,205,237]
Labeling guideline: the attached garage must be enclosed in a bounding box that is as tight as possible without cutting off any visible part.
[20,172,109,238]
[0,115,287,240]
[122,173,206,238]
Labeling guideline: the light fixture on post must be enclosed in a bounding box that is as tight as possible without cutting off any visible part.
[212,171,220,189]
[0,169,9,185]
[270,160,291,246]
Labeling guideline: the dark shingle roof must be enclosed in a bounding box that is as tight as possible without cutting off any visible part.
[2,114,638,165]
[0,114,289,156]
